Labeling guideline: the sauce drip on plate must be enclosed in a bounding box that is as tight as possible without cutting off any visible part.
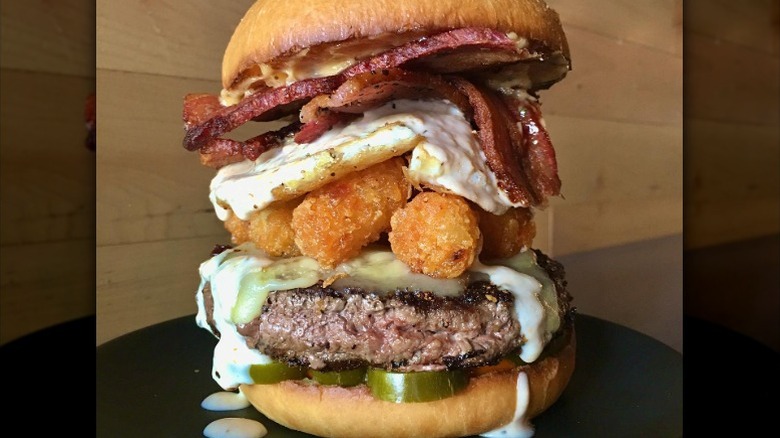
[203,418,267,438]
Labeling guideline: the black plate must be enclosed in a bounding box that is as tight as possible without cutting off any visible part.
[97,314,682,437]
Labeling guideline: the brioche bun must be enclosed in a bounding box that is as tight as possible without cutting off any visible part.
[222,0,570,90]
[239,324,575,438]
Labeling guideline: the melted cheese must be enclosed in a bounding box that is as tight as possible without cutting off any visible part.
[209,99,527,221]
[195,245,561,390]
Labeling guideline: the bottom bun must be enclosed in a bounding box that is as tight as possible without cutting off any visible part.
[240,324,575,438]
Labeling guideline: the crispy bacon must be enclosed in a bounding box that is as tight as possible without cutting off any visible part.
[342,28,522,78]
[504,97,561,202]
[183,93,223,129]
[199,122,302,168]
[299,69,472,126]
[183,76,341,151]
[449,78,538,206]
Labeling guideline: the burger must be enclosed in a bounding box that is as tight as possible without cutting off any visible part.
[183,0,575,436]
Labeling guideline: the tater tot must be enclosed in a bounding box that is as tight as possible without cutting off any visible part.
[292,157,410,268]
[224,211,250,245]
[389,192,480,279]
[476,207,536,260]
[248,198,302,257]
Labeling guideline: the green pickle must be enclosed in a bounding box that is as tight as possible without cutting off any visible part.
[367,368,469,403]
[310,367,367,387]
[249,361,307,384]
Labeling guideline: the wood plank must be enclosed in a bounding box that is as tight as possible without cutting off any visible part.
[552,198,683,255]
[541,26,682,126]
[546,115,682,205]
[97,0,254,80]
[0,70,95,245]
[685,0,779,55]
[547,0,682,55]
[685,34,779,126]
[96,70,285,246]
[0,0,95,76]
[685,198,780,249]
[686,120,779,204]
[0,239,94,345]
[97,236,225,344]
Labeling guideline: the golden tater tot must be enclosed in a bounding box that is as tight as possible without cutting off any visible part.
[224,211,250,245]
[389,192,480,279]
[292,157,410,268]
[476,207,536,260]
[248,198,302,257]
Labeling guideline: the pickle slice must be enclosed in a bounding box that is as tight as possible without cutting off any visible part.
[249,361,307,384]
[310,367,367,387]
[366,368,469,403]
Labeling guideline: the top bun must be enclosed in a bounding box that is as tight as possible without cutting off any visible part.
[222,0,570,90]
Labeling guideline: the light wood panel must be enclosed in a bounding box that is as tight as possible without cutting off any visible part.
[547,0,682,55]
[97,0,254,80]
[542,27,682,126]
[97,236,226,344]
[0,0,95,76]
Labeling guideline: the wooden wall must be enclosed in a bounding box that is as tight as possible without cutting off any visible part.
[96,0,683,344]
[684,0,780,248]
[0,0,96,345]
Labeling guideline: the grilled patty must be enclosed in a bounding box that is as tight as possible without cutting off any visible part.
[203,250,572,372]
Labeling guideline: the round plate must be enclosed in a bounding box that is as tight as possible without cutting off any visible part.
[97,314,682,437]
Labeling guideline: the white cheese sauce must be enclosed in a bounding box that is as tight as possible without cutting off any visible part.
[201,390,251,411]
[209,99,528,220]
[481,371,535,438]
[203,418,267,438]
[196,246,561,389]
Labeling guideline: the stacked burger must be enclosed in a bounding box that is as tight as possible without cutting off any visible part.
[184,0,575,437]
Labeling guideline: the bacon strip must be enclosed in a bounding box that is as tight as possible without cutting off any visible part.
[299,69,473,125]
[183,76,341,151]
[503,97,561,203]
[342,28,521,78]
[449,78,538,206]
[199,122,302,168]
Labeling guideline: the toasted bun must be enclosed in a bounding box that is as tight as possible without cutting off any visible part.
[240,324,575,438]
[223,0,569,90]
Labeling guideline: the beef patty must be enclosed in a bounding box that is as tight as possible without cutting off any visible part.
[202,250,572,372]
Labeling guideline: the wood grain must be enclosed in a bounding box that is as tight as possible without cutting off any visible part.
[542,26,682,126]
[97,235,224,344]
[0,0,95,76]
[1,239,95,345]
[1,71,95,245]
[1,67,95,344]
[685,0,779,55]
[685,34,779,126]
[547,0,682,55]
[97,0,255,80]
[684,0,780,249]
